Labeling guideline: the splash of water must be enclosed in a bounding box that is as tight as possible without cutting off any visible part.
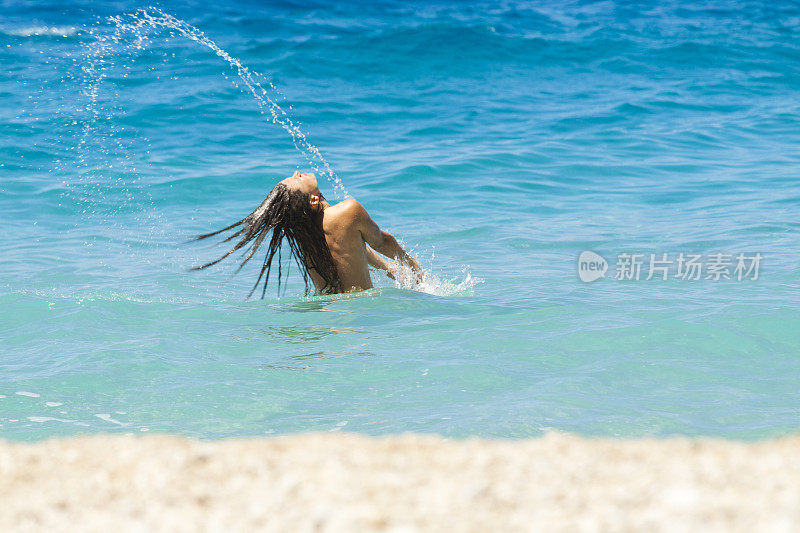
[395,264,482,297]
[389,246,482,296]
[104,7,348,199]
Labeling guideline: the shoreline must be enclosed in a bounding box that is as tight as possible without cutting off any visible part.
[2,431,799,531]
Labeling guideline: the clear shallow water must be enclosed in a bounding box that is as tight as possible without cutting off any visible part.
[2,0,800,441]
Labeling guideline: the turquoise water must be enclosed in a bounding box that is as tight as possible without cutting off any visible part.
[2,0,800,441]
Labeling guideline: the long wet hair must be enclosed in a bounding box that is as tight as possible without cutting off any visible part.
[191,183,342,298]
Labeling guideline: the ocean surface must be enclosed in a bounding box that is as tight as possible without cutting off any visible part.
[2,0,799,441]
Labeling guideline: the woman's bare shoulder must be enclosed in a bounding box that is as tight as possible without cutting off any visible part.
[330,198,367,220]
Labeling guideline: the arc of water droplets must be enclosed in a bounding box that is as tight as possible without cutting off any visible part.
[72,15,148,224]
[107,7,348,200]
[78,8,478,295]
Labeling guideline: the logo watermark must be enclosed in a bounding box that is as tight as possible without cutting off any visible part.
[577,251,762,282]
[577,251,608,282]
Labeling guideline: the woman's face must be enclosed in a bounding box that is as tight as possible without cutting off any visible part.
[282,171,326,209]
[283,171,320,196]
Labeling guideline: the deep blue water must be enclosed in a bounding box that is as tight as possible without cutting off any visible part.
[2,0,800,441]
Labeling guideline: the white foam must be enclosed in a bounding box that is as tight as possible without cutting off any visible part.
[45,402,63,407]
[28,416,74,423]
[16,391,40,398]
[329,420,349,432]
[5,26,77,37]
[95,413,128,426]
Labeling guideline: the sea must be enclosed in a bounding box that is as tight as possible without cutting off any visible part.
[2,0,799,441]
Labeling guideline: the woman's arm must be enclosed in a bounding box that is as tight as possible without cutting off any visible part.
[344,199,422,277]
[365,245,396,279]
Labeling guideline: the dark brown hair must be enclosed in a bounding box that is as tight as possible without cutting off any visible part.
[191,183,342,298]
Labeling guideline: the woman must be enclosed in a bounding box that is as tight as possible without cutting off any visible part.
[192,171,421,298]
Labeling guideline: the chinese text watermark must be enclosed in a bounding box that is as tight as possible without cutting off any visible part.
[578,251,762,283]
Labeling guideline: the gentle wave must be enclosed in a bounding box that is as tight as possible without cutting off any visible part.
[3,26,79,37]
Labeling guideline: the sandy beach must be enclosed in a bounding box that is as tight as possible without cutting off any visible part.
[1,431,798,532]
